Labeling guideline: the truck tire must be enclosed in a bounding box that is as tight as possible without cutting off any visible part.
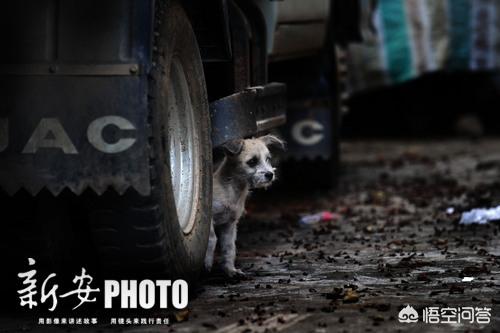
[88,1,212,280]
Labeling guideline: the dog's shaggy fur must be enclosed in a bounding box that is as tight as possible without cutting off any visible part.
[205,135,284,277]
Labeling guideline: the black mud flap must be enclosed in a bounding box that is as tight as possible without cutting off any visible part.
[0,0,154,197]
[283,106,333,160]
[278,105,340,189]
[0,75,151,196]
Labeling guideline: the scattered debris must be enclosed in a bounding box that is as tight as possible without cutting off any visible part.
[299,211,338,227]
[323,288,344,300]
[174,309,190,322]
[202,322,217,330]
[343,289,360,303]
[460,264,490,276]
[364,303,391,312]
[166,140,500,331]
[460,206,500,224]
[448,284,465,294]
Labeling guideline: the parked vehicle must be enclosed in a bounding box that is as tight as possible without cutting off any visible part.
[0,0,359,279]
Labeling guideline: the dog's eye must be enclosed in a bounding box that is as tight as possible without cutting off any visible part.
[246,157,258,167]
[266,156,271,163]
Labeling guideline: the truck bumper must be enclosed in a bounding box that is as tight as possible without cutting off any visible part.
[210,82,287,147]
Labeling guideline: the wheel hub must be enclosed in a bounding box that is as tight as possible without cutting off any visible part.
[166,57,201,234]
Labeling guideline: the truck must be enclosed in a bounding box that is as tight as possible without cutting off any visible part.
[0,0,359,280]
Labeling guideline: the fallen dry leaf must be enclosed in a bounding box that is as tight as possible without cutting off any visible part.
[343,288,360,303]
[175,309,190,322]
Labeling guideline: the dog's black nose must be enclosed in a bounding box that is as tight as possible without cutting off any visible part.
[265,172,274,181]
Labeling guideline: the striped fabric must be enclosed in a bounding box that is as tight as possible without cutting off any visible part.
[347,0,500,93]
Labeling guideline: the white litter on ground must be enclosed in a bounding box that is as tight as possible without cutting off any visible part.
[460,206,500,224]
[462,277,475,282]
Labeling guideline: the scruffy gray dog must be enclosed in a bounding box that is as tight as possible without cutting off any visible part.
[205,135,285,277]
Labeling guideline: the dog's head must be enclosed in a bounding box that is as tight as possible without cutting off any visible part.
[222,135,285,189]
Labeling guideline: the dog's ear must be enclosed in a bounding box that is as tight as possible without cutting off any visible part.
[260,135,285,151]
[222,139,244,156]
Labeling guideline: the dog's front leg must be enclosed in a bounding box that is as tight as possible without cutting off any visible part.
[204,220,217,271]
[218,221,244,277]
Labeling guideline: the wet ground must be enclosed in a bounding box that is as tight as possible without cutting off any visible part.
[175,139,500,333]
[2,139,500,332]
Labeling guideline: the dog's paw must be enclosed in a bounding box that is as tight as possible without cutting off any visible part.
[223,267,246,278]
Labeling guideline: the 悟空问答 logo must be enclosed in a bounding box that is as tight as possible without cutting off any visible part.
[398,305,419,323]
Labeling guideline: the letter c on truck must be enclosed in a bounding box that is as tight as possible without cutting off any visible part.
[88,116,137,154]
